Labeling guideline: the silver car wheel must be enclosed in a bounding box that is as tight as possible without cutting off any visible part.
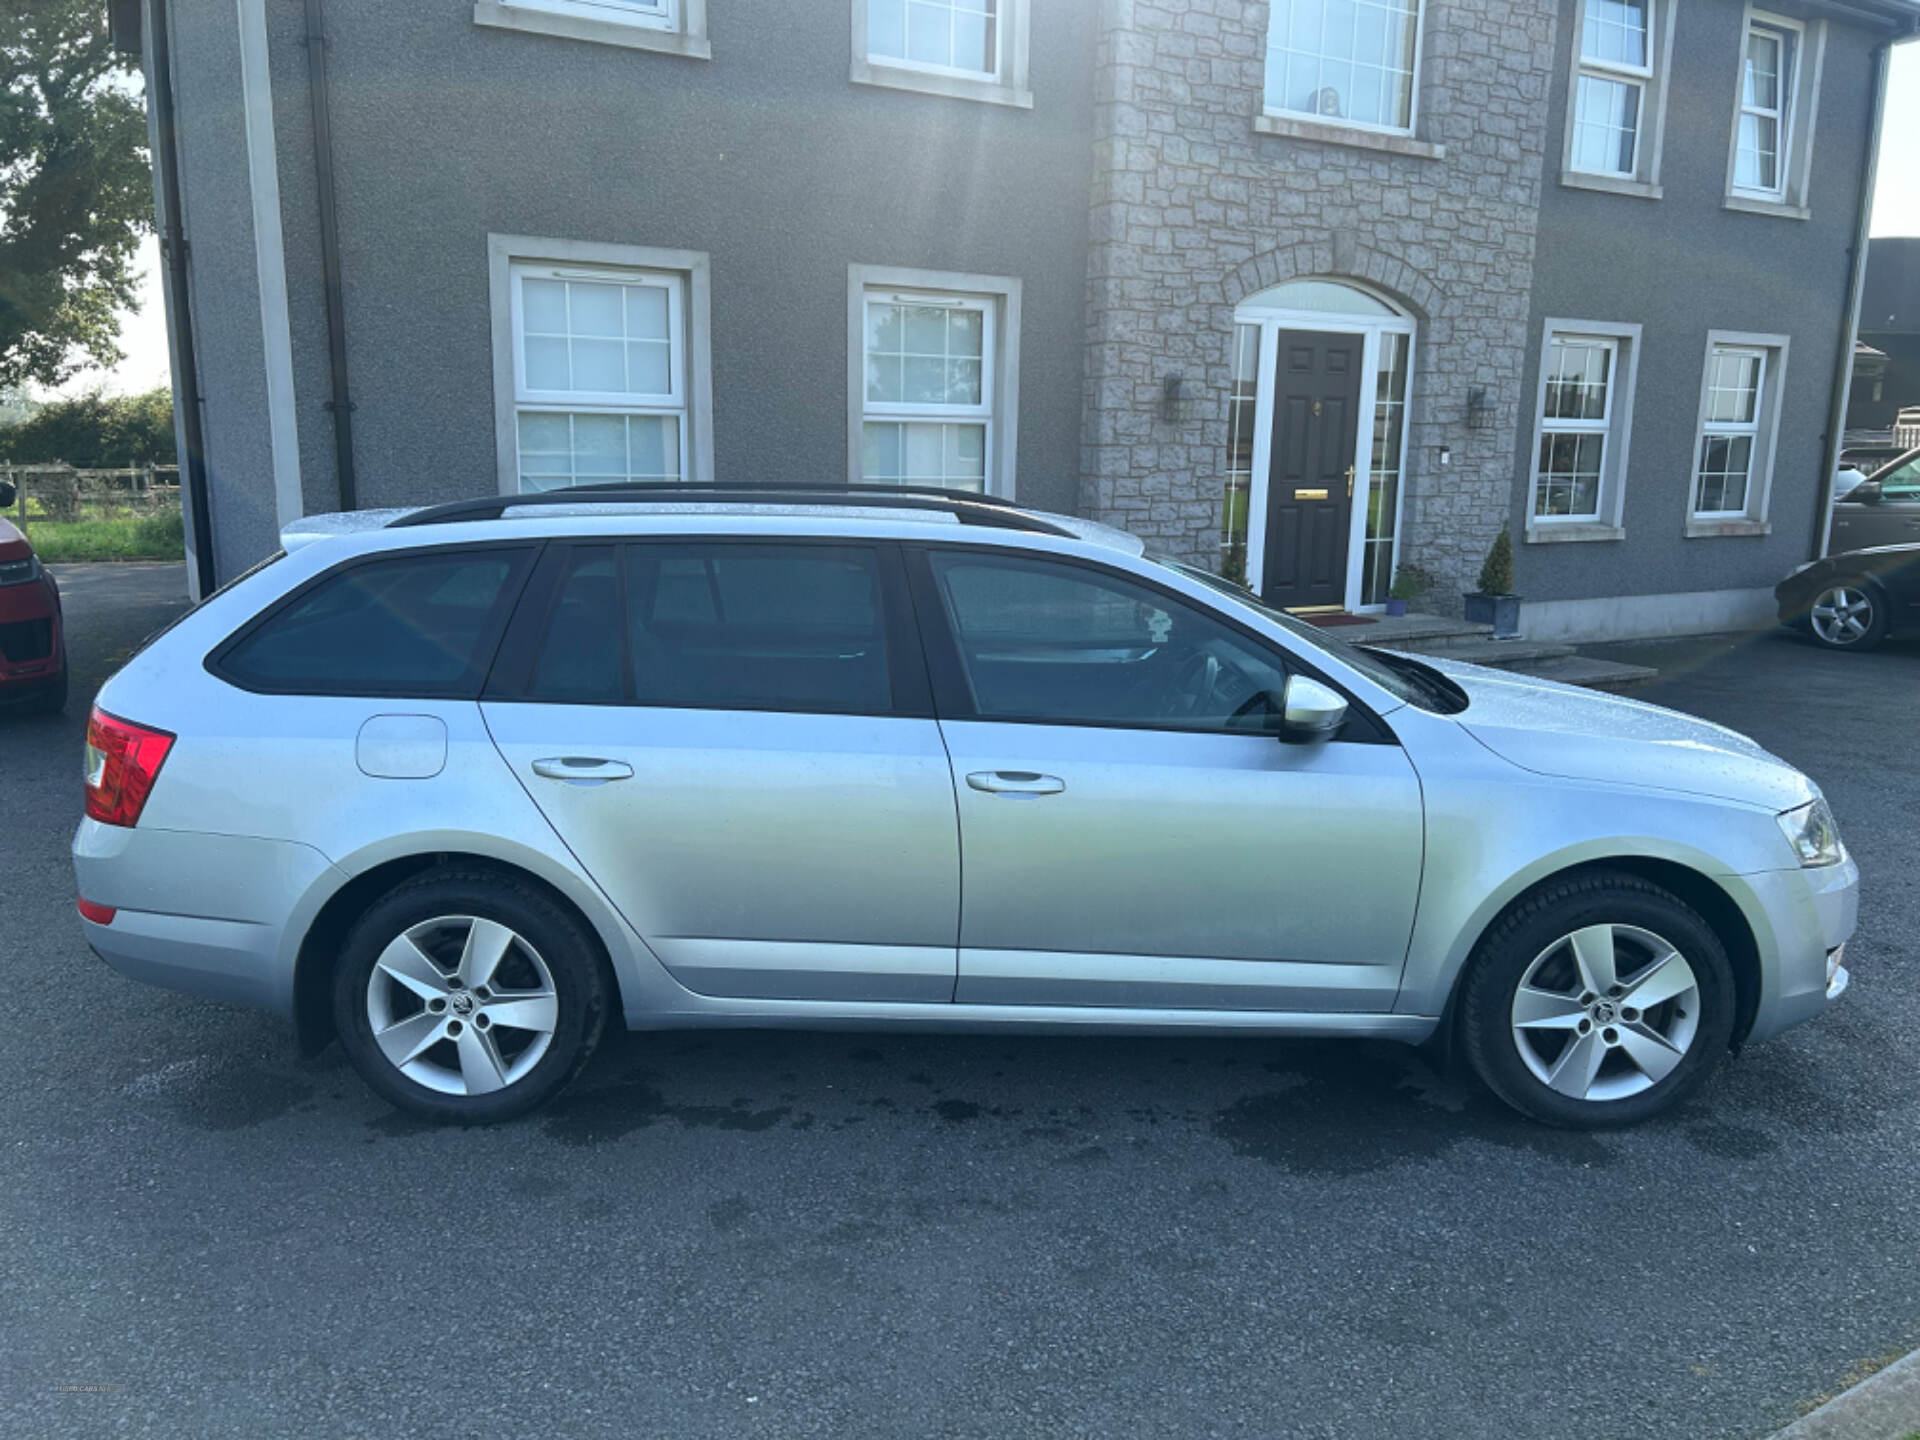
[1510,923,1701,1103]
[1810,586,1874,646]
[364,915,559,1097]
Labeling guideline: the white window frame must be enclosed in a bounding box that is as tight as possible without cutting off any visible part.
[1686,331,1789,536]
[488,235,714,496]
[850,0,1033,109]
[1257,0,1430,141]
[474,0,709,60]
[1723,8,1824,219]
[1524,319,1642,544]
[1561,0,1676,200]
[846,265,1021,498]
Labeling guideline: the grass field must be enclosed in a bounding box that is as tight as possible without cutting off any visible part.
[22,507,186,562]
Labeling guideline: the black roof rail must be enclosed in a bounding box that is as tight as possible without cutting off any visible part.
[384,482,1076,537]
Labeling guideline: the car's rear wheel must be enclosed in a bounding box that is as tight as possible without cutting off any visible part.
[28,666,68,715]
[1804,579,1888,651]
[1460,872,1736,1128]
[333,869,610,1123]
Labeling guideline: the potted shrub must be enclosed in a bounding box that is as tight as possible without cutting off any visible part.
[1463,529,1521,638]
[1385,566,1424,617]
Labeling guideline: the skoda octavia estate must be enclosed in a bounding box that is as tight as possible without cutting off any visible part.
[73,486,1854,1126]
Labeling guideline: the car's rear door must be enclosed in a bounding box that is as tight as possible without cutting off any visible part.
[481,537,959,1003]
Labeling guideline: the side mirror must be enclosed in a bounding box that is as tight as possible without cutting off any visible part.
[1847,481,1881,505]
[0,479,14,509]
[1279,675,1347,743]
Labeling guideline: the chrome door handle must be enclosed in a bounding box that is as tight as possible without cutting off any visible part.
[532,757,634,783]
[966,770,1066,797]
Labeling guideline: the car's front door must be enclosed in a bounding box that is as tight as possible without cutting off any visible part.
[1831,452,1920,550]
[912,547,1423,1014]
[482,539,958,1003]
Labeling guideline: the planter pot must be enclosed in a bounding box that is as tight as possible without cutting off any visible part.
[1384,598,1409,616]
[1463,591,1522,639]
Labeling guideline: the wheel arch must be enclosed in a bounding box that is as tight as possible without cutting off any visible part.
[290,846,632,1055]
[1438,856,1764,1053]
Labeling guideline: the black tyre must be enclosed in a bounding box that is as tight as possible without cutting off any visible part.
[29,665,68,715]
[333,868,611,1123]
[1801,578,1889,652]
[1460,871,1737,1128]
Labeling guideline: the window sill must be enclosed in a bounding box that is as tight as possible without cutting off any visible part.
[1524,522,1626,544]
[1559,170,1663,201]
[1723,193,1811,221]
[1684,517,1771,538]
[850,58,1032,109]
[472,1,711,59]
[1252,112,1445,160]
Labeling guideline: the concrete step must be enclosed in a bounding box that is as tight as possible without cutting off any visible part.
[1339,611,1492,645]
[1382,637,1576,667]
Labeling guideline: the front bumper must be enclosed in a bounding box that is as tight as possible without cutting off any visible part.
[0,572,63,692]
[1740,856,1858,1045]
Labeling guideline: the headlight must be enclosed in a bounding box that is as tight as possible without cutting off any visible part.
[0,554,42,586]
[1778,798,1845,867]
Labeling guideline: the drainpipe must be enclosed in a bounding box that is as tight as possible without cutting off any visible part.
[145,0,218,597]
[1816,27,1911,557]
[304,0,357,511]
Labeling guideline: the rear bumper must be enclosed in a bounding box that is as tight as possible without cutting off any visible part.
[0,573,63,690]
[1741,856,1859,1045]
[73,821,341,1015]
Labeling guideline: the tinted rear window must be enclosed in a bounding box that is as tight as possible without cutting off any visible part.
[218,548,532,696]
[514,542,892,714]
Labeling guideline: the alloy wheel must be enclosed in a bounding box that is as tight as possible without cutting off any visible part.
[1810,586,1874,646]
[1509,923,1700,1103]
[363,915,560,1096]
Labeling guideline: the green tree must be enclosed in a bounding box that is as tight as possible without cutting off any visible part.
[0,386,176,468]
[1,1,152,388]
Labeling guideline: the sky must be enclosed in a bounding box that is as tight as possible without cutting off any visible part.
[36,40,1920,400]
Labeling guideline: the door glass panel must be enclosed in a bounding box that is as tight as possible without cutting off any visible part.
[527,547,623,703]
[1877,456,1920,498]
[625,544,891,713]
[929,552,1289,731]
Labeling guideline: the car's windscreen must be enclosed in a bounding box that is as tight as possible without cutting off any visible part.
[1153,559,1467,714]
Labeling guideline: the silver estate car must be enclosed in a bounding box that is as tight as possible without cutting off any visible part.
[73,486,1855,1127]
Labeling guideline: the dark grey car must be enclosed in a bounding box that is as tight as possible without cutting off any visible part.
[1829,448,1920,551]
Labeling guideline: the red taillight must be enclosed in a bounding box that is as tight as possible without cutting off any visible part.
[84,708,175,828]
[76,897,116,925]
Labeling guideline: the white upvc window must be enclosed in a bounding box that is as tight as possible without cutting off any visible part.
[847,265,1021,496]
[851,0,1032,107]
[489,238,714,496]
[1526,320,1642,542]
[860,291,994,492]
[1686,331,1788,534]
[1693,346,1766,516]
[474,0,709,59]
[1733,18,1794,198]
[1261,0,1426,136]
[1534,336,1617,521]
[1570,0,1651,177]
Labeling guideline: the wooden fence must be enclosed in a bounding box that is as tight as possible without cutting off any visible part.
[3,464,182,536]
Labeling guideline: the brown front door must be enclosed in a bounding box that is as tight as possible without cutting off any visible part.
[1260,330,1362,611]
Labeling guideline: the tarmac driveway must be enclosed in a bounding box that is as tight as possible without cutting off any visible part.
[1,565,1915,1438]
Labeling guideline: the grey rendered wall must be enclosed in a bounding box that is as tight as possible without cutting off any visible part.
[249,0,1096,553]
[161,0,288,583]
[1513,0,1880,603]
[1078,0,1560,604]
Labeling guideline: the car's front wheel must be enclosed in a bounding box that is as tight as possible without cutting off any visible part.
[333,869,610,1123]
[1460,872,1736,1127]
[1803,579,1888,651]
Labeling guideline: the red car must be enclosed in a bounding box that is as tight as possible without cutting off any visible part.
[0,495,67,714]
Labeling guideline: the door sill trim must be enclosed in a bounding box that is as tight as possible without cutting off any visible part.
[623,997,1438,1042]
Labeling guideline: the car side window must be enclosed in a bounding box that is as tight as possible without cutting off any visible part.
[525,546,623,703]
[218,548,531,696]
[925,550,1290,732]
[625,544,892,713]
[1879,457,1920,500]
